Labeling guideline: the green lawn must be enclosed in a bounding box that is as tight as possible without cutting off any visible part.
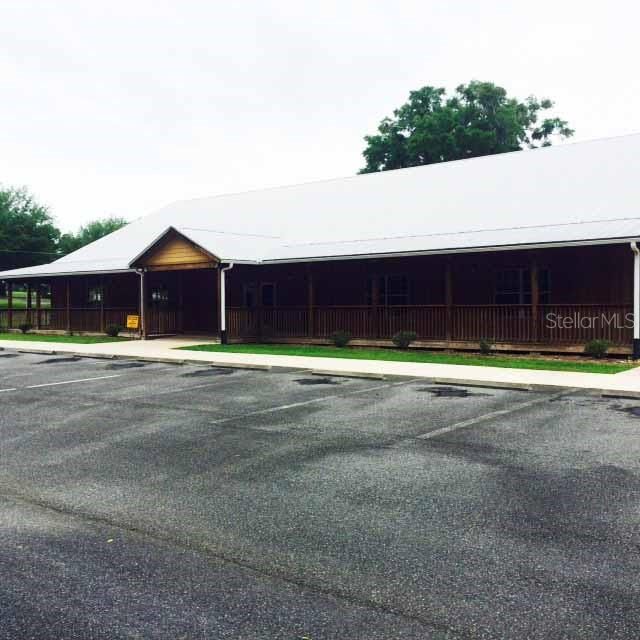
[0,332,128,344]
[179,343,633,374]
[0,292,51,309]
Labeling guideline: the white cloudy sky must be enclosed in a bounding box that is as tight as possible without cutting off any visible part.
[1,0,638,231]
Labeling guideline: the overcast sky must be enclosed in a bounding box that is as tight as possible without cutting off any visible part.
[1,1,638,231]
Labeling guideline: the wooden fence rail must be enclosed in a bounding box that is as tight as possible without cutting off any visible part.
[1,304,633,346]
[226,304,633,345]
[0,307,138,333]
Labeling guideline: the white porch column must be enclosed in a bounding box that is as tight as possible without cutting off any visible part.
[631,243,640,358]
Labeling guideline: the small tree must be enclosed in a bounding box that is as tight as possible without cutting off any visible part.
[18,322,32,334]
[392,331,417,349]
[584,339,610,359]
[479,339,494,355]
[105,324,123,338]
[331,330,352,348]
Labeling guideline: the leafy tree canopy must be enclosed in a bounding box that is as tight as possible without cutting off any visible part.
[360,81,574,173]
[0,186,59,270]
[58,217,128,255]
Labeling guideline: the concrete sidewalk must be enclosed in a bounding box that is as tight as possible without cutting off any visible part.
[2,336,640,396]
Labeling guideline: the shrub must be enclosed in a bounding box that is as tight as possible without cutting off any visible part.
[479,338,494,355]
[330,330,352,348]
[392,330,417,349]
[18,323,32,334]
[584,339,610,359]
[105,324,123,337]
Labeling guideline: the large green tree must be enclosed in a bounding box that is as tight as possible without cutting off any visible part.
[0,186,60,271]
[58,216,128,255]
[360,81,574,173]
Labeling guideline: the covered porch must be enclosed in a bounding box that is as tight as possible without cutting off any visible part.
[0,228,223,338]
[223,243,635,353]
[1,241,638,354]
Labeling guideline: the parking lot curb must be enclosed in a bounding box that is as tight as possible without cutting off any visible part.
[17,348,57,355]
[311,369,386,380]
[430,377,535,391]
[71,352,116,360]
[596,389,640,400]
[205,360,272,371]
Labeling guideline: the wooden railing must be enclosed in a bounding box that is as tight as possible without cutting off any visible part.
[1,304,633,345]
[226,304,633,345]
[0,307,138,333]
[146,309,182,335]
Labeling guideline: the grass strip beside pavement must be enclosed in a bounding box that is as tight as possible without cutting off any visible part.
[0,332,129,344]
[178,343,634,374]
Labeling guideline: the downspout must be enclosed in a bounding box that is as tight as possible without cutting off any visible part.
[631,243,640,359]
[219,262,234,344]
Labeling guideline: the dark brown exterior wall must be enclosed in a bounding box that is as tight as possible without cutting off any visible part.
[227,244,632,307]
[50,273,140,309]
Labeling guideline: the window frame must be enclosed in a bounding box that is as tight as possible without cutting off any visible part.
[494,267,550,305]
[367,274,410,306]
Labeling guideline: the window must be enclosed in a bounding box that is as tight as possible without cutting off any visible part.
[367,275,410,306]
[495,268,550,305]
[261,283,276,307]
[243,283,257,308]
[87,286,103,305]
[150,286,169,305]
[243,282,276,307]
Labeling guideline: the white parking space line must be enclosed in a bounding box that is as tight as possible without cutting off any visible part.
[416,389,574,440]
[26,375,123,389]
[0,375,124,394]
[209,378,419,426]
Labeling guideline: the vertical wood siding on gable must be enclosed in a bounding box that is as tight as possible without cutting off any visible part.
[144,237,214,267]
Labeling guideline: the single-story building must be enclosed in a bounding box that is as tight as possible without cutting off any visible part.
[2,134,640,356]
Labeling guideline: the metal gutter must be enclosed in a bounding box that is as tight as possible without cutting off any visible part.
[219,263,234,344]
[260,236,638,264]
[0,268,136,280]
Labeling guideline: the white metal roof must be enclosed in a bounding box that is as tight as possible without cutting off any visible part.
[3,133,640,278]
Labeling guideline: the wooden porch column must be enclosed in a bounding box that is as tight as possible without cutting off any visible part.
[100,276,106,333]
[307,265,314,337]
[139,270,147,339]
[35,284,42,330]
[26,283,32,326]
[215,266,221,334]
[177,271,184,333]
[65,279,71,334]
[7,281,13,329]
[371,274,380,339]
[530,259,539,342]
[445,261,453,342]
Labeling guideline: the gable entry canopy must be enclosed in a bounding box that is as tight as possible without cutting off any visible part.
[129,227,219,271]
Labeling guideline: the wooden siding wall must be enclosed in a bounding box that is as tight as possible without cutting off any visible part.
[227,244,632,307]
[51,273,140,309]
[143,236,213,268]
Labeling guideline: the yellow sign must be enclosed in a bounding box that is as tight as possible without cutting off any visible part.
[126,315,140,330]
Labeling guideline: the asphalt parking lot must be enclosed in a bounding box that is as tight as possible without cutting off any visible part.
[1,351,639,639]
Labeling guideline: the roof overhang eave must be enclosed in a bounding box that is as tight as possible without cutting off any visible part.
[0,268,136,280]
[262,236,640,264]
